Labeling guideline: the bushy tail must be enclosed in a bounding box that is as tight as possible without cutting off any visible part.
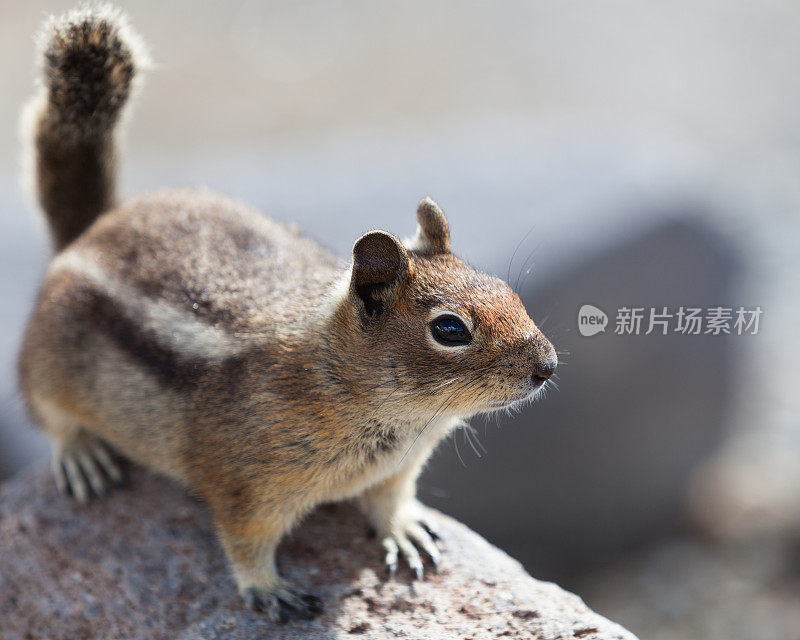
[23,4,147,251]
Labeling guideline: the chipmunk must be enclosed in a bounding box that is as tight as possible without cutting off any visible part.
[18,4,557,623]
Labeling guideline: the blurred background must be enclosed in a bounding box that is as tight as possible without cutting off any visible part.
[2,2,799,638]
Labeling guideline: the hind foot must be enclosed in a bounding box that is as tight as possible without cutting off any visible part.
[245,584,323,623]
[52,432,123,503]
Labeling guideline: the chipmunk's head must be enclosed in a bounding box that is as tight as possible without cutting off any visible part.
[336,198,556,419]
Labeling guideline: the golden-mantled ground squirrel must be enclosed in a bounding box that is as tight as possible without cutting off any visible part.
[17,4,557,622]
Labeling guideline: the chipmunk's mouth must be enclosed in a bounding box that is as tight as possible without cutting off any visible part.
[486,380,548,411]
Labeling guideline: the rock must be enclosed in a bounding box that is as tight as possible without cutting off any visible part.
[0,466,637,640]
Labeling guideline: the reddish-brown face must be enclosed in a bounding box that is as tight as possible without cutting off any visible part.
[340,199,558,417]
[376,252,557,417]
[338,197,557,420]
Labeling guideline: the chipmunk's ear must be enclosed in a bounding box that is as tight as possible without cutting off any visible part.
[350,231,411,319]
[405,197,450,254]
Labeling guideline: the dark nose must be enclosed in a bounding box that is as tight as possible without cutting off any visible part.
[532,356,557,384]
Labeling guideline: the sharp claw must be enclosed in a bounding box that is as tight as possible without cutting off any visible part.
[302,594,324,615]
[395,535,424,580]
[382,537,399,576]
[419,520,441,541]
[52,456,68,494]
[407,523,441,568]
[278,591,316,619]
[92,443,123,484]
[63,455,88,503]
[78,450,106,497]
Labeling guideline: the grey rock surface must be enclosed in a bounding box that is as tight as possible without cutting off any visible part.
[0,465,636,640]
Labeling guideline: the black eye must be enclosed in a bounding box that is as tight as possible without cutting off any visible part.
[431,315,472,346]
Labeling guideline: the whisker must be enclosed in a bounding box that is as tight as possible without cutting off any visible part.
[400,387,462,465]
[506,224,537,286]
[396,368,490,467]
[537,309,553,331]
[372,385,404,413]
[347,377,405,400]
[514,239,542,292]
[453,427,466,467]
[462,424,485,458]
[393,374,467,397]
[466,423,488,455]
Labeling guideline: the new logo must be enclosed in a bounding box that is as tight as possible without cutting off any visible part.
[578,304,608,337]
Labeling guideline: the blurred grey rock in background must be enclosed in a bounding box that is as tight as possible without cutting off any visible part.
[422,218,741,584]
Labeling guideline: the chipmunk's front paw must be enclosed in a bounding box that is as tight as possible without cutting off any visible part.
[52,432,123,503]
[244,584,323,623]
[381,517,442,580]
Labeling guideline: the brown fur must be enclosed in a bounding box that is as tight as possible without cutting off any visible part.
[18,5,556,623]
[22,4,146,251]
